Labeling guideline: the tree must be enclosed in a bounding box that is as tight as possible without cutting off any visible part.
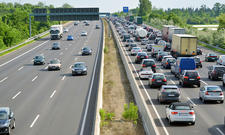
[138,0,152,16]
[37,2,45,8]
[213,3,221,16]
[217,13,225,30]
[62,3,73,8]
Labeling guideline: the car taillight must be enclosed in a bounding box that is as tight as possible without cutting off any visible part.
[137,56,140,58]
[205,91,209,95]
[197,76,200,79]
[139,50,141,52]
[163,79,167,82]
[152,65,156,67]
[220,92,223,95]
[145,56,148,58]
[189,112,195,115]
[142,64,146,67]
[152,79,155,82]
[171,112,178,115]
[184,76,189,79]
[200,61,202,63]
[166,62,168,65]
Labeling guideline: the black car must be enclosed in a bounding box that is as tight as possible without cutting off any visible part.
[125,39,134,47]
[81,47,92,55]
[0,107,15,135]
[52,42,60,50]
[197,48,202,55]
[33,55,45,65]
[146,44,152,52]
[158,85,181,103]
[149,33,156,40]
[156,52,169,61]
[154,37,162,44]
[85,23,90,26]
[141,59,156,73]
[128,43,137,51]
[194,56,202,68]
[162,58,176,69]
[208,65,225,80]
[164,42,171,51]
[135,52,148,64]
[205,53,218,62]
[72,62,88,76]
[179,70,201,87]
[149,73,167,88]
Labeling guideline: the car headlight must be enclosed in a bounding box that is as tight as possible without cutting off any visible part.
[83,68,87,71]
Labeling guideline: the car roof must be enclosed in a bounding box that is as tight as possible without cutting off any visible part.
[74,62,85,65]
[213,65,225,67]
[0,107,10,113]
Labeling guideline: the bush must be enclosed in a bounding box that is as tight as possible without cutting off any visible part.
[122,102,138,124]
[99,109,115,127]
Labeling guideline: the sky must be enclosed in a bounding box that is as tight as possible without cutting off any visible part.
[1,0,225,12]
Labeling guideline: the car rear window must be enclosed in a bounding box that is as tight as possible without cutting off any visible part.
[153,75,164,79]
[168,59,176,63]
[215,67,225,71]
[144,61,155,65]
[207,86,221,91]
[209,54,217,56]
[138,53,147,56]
[131,44,137,47]
[185,72,198,77]
[174,105,191,110]
[164,87,178,92]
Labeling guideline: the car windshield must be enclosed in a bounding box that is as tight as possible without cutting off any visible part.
[174,105,191,110]
[83,47,90,50]
[186,72,198,77]
[133,48,140,50]
[168,59,176,63]
[0,112,7,120]
[209,53,217,56]
[53,43,59,46]
[153,75,164,79]
[138,53,147,56]
[207,86,221,91]
[50,60,59,64]
[35,56,43,59]
[74,63,85,68]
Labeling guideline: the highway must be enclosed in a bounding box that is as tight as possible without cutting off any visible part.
[112,22,225,135]
[0,20,103,135]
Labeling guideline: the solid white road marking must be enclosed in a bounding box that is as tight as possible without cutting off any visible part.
[44,66,48,70]
[12,91,21,100]
[216,128,225,135]
[0,40,49,68]
[50,90,56,98]
[61,76,66,80]
[0,77,8,83]
[18,66,24,71]
[70,65,73,68]
[187,97,197,106]
[200,80,208,85]
[32,76,38,82]
[30,114,40,128]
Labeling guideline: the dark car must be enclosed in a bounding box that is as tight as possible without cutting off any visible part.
[33,55,45,65]
[179,70,201,87]
[135,52,148,64]
[146,44,153,52]
[125,39,134,47]
[197,48,202,55]
[149,73,167,88]
[205,53,218,62]
[164,42,171,51]
[85,23,90,26]
[158,85,181,103]
[208,65,225,80]
[156,51,169,61]
[52,42,60,50]
[72,62,87,76]
[141,38,149,45]
[162,58,176,69]
[128,43,137,51]
[81,47,92,55]
[154,37,162,44]
[96,25,100,29]
[0,107,15,135]
[149,33,156,40]
[194,56,202,68]
[122,34,130,42]
[67,35,74,40]
[141,59,156,73]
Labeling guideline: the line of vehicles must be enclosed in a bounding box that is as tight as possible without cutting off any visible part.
[0,21,100,135]
[111,16,225,126]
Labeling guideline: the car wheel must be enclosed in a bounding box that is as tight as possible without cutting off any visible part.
[191,122,195,125]
[198,83,200,87]
[208,74,210,79]
[200,65,202,68]
[202,98,206,103]
[169,118,173,125]
[7,127,11,135]
[221,100,224,104]
[223,81,225,86]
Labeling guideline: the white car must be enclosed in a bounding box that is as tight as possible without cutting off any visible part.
[63,28,69,33]
[166,102,195,125]
[81,31,88,36]
[48,59,61,71]
[131,47,142,56]
[138,67,153,79]
[217,55,225,65]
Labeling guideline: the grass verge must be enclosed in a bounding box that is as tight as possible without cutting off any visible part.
[100,19,145,135]
[198,42,225,54]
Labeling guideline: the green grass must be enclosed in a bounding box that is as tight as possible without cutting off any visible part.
[198,42,225,54]
[0,33,49,57]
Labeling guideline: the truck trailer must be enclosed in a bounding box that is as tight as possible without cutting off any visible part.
[50,25,63,40]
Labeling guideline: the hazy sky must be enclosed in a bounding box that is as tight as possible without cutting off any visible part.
[1,0,225,12]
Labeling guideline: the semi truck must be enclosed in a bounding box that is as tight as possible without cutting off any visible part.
[168,28,185,42]
[50,25,63,40]
[171,34,197,58]
[162,25,175,42]
[134,27,147,41]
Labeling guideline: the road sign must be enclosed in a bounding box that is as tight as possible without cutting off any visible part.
[123,7,129,13]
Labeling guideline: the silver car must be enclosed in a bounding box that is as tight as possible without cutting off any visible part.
[166,102,195,125]
[199,85,224,103]
[131,47,142,56]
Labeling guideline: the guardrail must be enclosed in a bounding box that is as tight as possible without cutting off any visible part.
[108,20,157,135]
[198,41,225,52]
[93,18,105,135]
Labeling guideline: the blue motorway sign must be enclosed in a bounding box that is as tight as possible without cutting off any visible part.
[123,7,129,13]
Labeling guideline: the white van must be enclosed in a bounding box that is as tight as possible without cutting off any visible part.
[217,55,225,65]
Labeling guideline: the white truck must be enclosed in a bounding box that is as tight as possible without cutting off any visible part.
[50,25,63,40]
[135,27,147,41]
